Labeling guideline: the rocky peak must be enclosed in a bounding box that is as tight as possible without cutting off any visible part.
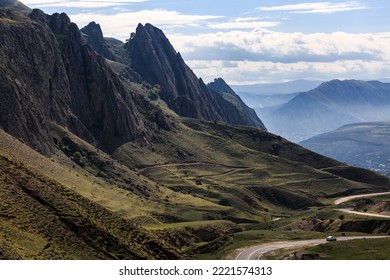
[82,21,103,37]
[126,23,267,129]
[207,78,236,96]
[0,10,171,154]
[81,21,116,61]
[207,78,267,130]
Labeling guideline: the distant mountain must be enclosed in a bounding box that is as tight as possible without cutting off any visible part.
[264,79,390,142]
[207,78,266,129]
[232,80,323,95]
[233,80,320,122]
[236,92,298,120]
[301,121,390,176]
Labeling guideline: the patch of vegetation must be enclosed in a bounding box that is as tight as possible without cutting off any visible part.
[148,85,160,101]
[306,238,390,259]
[0,18,17,24]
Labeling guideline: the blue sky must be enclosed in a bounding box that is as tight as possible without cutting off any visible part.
[22,0,390,84]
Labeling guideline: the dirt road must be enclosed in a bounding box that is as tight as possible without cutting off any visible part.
[234,236,389,260]
[334,192,390,205]
[334,191,390,219]
[232,191,390,260]
[336,208,390,219]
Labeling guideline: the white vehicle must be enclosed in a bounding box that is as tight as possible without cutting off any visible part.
[326,236,337,241]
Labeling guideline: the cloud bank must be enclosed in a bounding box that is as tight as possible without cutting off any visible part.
[70,10,222,40]
[169,29,390,84]
[257,1,369,14]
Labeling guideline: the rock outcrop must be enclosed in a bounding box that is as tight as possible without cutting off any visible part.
[126,23,267,129]
[80,21,117,61]
[0,9,74,154]
[0,9,170,154]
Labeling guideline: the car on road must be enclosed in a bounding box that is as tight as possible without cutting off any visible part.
[326,236,337,241]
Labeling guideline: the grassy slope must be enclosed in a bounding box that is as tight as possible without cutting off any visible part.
[1,113,389,259]
[111,117,389,259]
[0,0,31,13]
[0,154,180,259]
[114,117,388,216]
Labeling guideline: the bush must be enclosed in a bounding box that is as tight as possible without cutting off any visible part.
[72,151,84,166]
[218,198,231,206]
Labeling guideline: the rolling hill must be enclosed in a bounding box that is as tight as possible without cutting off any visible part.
[300,121,390,176]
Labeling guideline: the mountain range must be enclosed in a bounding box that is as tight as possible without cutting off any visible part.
[262,79,390,142]
[1,2,390,260]
[236,92,299,120]
[82,21,266,130]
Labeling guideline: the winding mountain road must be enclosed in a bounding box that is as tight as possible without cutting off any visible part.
[232,191,390,260]
[234,236,389,260]
[334,191,390,219]
[333,192,390,205]
[336,208,390,219]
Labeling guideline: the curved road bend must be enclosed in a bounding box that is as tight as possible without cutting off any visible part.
[234,236,389,260]
[334,191,390,219]
[334,192,390,205]
[336,208,390,219]
[233,191,390,260]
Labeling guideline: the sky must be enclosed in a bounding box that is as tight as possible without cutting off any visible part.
[21,0,390,85]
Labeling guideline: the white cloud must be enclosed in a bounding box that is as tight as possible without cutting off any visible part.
[167,29,390,84]
[186,59,390,85]
[170,29,390,62]
[49,3,387,84]
[22,0,147,8]
[208,17,279,30]
[69,10,223,40]
[257,1,368,14]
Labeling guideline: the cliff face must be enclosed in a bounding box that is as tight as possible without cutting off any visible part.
[80,21,117,61]
[0,10,166,154]
[0,9,74,154]
[126,23,267,129]
[43,12,149,145]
